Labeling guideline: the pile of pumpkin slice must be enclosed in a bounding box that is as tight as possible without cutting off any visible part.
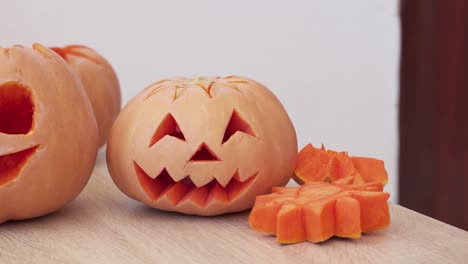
[248,144,390,244]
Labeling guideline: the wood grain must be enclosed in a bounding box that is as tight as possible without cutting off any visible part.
[1,152,467,264]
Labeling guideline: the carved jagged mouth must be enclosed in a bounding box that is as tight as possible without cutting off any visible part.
[134,161,258,207]
[0,146,39,187]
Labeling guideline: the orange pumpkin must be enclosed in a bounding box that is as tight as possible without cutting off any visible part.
[50,45,121,147]
[0,44,98,223]
[107,76,297,215]
[249,178,390,244]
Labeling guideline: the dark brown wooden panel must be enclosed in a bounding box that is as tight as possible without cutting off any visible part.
[399,0,468,230]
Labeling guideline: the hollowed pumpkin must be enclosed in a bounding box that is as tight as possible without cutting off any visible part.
[0,44,98,224]
[249,179,390,244]
[107,76,297,215]
[50,45,121,147]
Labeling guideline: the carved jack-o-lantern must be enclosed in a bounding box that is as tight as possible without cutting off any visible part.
[0,44,98,223]
[107,76,297,215]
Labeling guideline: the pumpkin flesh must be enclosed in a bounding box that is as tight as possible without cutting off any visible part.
[249,181,390,244]
[294,144,388,185]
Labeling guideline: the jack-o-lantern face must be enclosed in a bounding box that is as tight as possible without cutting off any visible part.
[0,44,98,223]
[107,76,297,215]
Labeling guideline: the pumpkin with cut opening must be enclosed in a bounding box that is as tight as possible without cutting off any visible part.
[0,44,98,223]
[107,76,297,215]
[50,45,121,147]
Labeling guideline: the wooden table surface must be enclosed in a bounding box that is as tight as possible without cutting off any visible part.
[1,152,467,264]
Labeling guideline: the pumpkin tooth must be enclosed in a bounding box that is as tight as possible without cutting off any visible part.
[214,170,237,187]
[232,170,242,181]
[165,165,189,183]
[237,168,260,182]
[134,163,174,201]
[187,174,214,188]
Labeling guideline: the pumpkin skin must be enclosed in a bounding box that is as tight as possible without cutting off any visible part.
[107,76,297,215]
[0,44,98,224]
[50,45,121,147]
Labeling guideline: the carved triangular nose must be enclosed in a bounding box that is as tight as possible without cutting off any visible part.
[189,144,220,161]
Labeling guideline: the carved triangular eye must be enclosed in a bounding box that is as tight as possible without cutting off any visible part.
[149,113,185,147]
[222,110,256,143]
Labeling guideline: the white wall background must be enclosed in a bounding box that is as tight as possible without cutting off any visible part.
[1,0,400,201]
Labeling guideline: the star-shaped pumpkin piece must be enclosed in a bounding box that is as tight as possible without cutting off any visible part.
[248,177,390,244]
